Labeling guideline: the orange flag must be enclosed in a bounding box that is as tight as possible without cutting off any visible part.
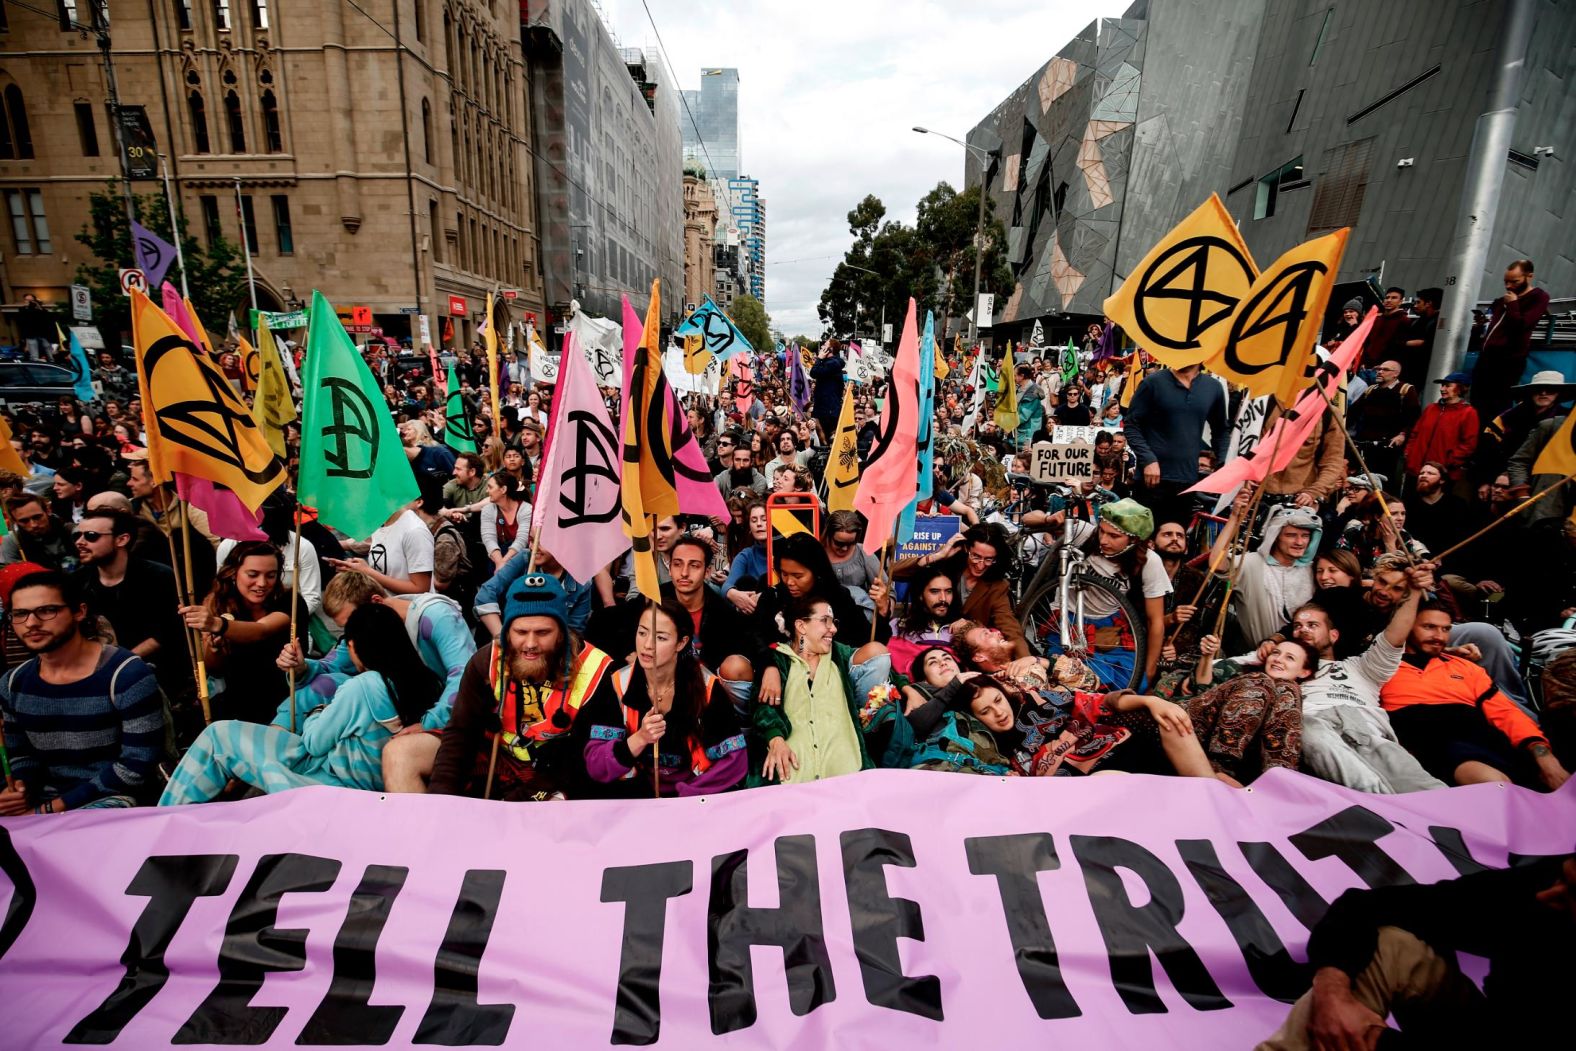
[619,280,681,598]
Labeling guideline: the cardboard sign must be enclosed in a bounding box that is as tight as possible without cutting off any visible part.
[1029,441,1095,483]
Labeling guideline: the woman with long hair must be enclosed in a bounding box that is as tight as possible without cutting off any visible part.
[478,471,530,571]
[161,603,442,803]
[724,490,758,561]
[180,541,307,724]
[723,499,770,612]
[578,598,745,797]
[893,521,1027,658]
[752,594,874,784]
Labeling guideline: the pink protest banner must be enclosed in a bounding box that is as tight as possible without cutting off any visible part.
[1,771,1570,1048]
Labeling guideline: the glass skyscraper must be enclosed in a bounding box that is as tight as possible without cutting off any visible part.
[681,68,740,181]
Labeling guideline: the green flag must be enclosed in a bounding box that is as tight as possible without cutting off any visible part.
[443,362,476,453]
[298,289,418,541]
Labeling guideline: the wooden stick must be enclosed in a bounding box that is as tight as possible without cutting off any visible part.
[1164,502,1245,649]
[483,636,506,801]
[1431,474,1576,563]
[160,512,207,708]
[1211,416,1289,639]
[286,519,304,733]
[178,501,213,725]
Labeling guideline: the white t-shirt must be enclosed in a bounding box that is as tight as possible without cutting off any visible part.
[368,510,435,587]
[1299,636,1402,716]
[216,532,322,615]
[1062,519,1172,618]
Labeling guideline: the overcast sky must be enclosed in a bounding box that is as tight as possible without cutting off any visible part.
[605,0,1133,336]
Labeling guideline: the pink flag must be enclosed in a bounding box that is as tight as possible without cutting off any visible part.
[664,382,729,519]
[533,327,631,585]
[1188,308,1377,496]
[854,298,922,553]
[175,474,267,541]
[430,345,445,396]
[731,357,754,418]
[621,295,641,396]
[161,283,201,346]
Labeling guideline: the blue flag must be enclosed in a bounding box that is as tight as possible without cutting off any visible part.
[896,311,937,545]
[130,220,177,288]
[673,295,752,360]
[56,324,97,402]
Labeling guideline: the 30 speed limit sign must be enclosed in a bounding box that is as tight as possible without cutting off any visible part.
[118,268,149,296]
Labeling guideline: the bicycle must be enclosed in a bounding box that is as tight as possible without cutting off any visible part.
[1009,478,1148,691]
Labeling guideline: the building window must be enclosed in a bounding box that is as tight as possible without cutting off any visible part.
[2,85,33,159]
[270,194,292,254]
[214,0,230,31]
[200,194,222,245]
[1310,7,1333,66]
[175,0,191,30]
[260,89,281,152]
[189,91,210,153]
[74,101,99,155]
[224,90,245,152]
[455,211,465,270]
[421,98,432,163]
[414,0,424,42]
[428,199,441,262]
[252,0,268,30]
[5,189,51,255]
[239,194,258,253]
[1308,137,1376,232]
[59,0,79,27]
[1253,156,1305,220]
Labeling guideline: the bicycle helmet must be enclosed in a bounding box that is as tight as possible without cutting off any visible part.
[1099,498,1154,541]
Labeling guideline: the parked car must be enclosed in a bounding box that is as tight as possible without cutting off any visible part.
[0,361,90,406]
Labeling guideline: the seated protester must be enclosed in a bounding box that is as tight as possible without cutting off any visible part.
[751,533,892,705]
[428,574,615,800]
[181,541,308,724]
[1035,499,1171,688]
[1294,550,1369,657]
[908,468,982,525]
[622,515,682,600]
[1282,579,1446,794]
[1211,494,1321,653]
[892,523,1028,660]
[0,571,167,814]
[859,648,1011,775]
[478,472,531,575]
[1380,600,1570,790]
[887,565,963,676]
[577,598,746,798]
[402,420,458,482]
[1177,634,1312,787]
[1258,853,1576,1050]
[959,649,1213,780]
[1,494,78,571]
[723,500,770,613]
[713,442,768,499]
[326,500,435,596]
[161,604,440,803]
[443,451,489,509]
[477,535,594,640]
[824,510,883,595]
[72,509,189,699]
[217,494,323,618]
[751,594,877,785]
[1335,492,1430,567]
[1153,517,1207,671]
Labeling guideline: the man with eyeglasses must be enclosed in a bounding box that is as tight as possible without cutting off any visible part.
[0,570,167,815]
[0,494,77,571]
[1347,359,1419,485]
[72,509,188,697]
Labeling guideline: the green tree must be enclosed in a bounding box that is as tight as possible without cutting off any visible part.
[730,292,772,354]
[74,184,248,343]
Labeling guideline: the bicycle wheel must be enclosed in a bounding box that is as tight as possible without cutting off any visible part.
[1019,570,1148,691]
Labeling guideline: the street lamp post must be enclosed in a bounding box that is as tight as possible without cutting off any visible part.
[914,126,996,343]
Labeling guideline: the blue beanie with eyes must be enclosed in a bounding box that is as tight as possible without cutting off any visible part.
[503,572,569,634]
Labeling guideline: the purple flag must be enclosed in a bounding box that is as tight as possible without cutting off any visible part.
[787,343,812,414]
[131,220,176,288]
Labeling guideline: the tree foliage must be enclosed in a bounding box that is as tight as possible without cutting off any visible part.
[730,292,773,354]
[817,183,1013,341]
[74,185,249,343]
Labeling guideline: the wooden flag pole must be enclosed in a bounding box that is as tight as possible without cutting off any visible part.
[178,502,213,725]
[160,512,206,708]
[1431,473,1576,563]
[1164,500,1246,650]
[871,538,893,644]
[1211,415,1289,639]
[483,634,507,801]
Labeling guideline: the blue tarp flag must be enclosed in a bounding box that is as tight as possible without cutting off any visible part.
[673,294,753,360]
[56,324,97,402]
[896,311,937,545]
[130,219,177,288]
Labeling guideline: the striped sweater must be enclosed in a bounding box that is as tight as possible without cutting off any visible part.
[0,645,166,808]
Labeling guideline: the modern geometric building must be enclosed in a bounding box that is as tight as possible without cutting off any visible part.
[966,0,1265,343]
[524,0,685,326]
[967,0,1574,362]
[0,0,546,349]
[680,67,740,182]
[727,174,765,305]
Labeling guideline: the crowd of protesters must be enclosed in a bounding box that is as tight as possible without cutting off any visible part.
[2,258,1572,1044]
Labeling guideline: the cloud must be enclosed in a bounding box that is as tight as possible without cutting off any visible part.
[604,0,1132,335]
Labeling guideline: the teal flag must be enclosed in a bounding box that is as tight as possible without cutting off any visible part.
[673,294,752,360]
[298,290,418,541]
[57,325,98,402]
[443,362,476,453]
